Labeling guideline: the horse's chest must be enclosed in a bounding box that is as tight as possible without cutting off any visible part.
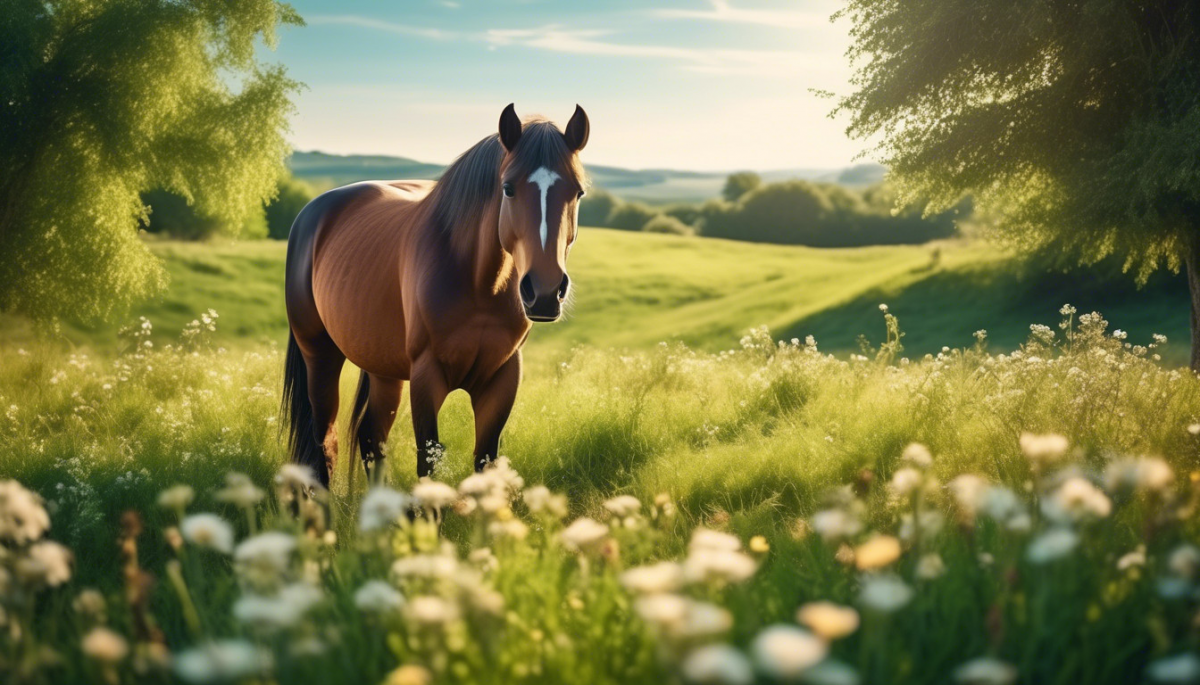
[432,316,528,389]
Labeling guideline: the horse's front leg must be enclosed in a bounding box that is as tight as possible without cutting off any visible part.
[470,352,522,472]
[410,356,449,479]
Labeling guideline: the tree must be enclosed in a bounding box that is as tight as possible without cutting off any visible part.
[607,203,660,232]
[578,189,620,228]
[834,1,1200,367]
[0,0,301,322]
[265,175,315,240]
[642,214,694,236]
[722,172,762,202]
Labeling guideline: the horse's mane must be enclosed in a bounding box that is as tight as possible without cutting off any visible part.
[424,117,586,252]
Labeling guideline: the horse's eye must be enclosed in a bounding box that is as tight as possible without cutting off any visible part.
[502,182,515,198]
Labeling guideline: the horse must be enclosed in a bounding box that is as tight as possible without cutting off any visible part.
[281,104,590,486]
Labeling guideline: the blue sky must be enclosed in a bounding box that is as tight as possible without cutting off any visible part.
[275,0,859,171]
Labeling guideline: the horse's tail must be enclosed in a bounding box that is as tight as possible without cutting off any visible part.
[281,330,324,478]
[347,370,371,481]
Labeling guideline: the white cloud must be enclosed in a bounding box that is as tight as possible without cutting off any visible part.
[654,0,828,29]
[484,26,825,76]
[306,15,455,40]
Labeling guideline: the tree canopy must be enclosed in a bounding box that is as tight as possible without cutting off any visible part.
[0,0,302,321]
[722,172,762,202]
[834,0,1200,283]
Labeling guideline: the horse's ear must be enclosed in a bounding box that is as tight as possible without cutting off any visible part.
[564,104,589,152]
[499,103,522,152]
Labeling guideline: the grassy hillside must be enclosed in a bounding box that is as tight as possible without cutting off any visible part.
[3,230,1188,364]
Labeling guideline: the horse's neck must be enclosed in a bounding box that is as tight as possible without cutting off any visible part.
[463,197,514,298]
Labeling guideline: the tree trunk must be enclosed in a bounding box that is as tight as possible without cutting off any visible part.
[1185,232,1200,372]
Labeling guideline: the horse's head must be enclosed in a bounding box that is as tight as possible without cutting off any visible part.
[496,103,589,323]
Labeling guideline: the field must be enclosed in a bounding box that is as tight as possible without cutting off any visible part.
[2,232,1199,685]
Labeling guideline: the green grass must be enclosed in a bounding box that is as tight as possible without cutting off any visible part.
[2,233,1198,685]
[3,231,1188,365]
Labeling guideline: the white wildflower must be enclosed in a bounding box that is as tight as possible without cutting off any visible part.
[620,562,683,595]
[858,575,913,613]
[360,487,411,532]
[889,468,924,498]
[901,443,933,469]
[157,485,195,511]
[173,640,272,684]
[796,602,859,640]
[1042,477,1111,523]
[683,548,758,584]
[180,514,233,554]
[233,583,322,631]
[1117,546,1146,571]
[560,517,609,552]
[811,509,862,542]
[353,580,406,615]
[234,532,296,588]
[916,553,947,579]
[275,464,320,492]
[635,593,690,628]
[690,528,742,552]
[407,595,458,626]
[751,625,829,679]
[680,644,753,685]
[1026,528,1079,564]
[1019,433,1069,464]
[1168,545,1200,579]
[854,535,902,571]
[1147,653,1200,684]
[412,480,458,511]
[215,473,265,508]
[603,495,641,517]
[954,657,1017,685]
[0,480,51,543]
[803,660,861,685]
[21,540,72,586]
[81,627,128,663]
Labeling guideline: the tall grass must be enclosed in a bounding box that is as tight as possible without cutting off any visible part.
[2,307,1199,684]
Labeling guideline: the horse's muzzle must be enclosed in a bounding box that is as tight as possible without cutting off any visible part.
[520,272,570,322]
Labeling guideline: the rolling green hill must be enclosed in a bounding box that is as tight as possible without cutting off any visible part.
[4,230,1188,365]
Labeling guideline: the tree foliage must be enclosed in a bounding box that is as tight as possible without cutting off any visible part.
[834,0,1200,280]
[0,0,302,321]
[722,171,762,202]
[265,175,315,240]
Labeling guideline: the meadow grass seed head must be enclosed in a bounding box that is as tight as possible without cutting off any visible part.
[620,562,684,594]
[603,495,641,517]
[680,644,753,685]
[81,626,128,663]
[0,480,51,544]
[173,640,272,684]
[796,602,860,640]
[1147,653,1200,684]
[1026,528,1079,564]
[561,517,609,552]
[854,536,902,571]
[180,513,234,554]
[954,657,1017,685]
[858,575,913,613]
[354,580,405,614]
[751,625,829,678]
[157,485,195,511]
[360,487,412,532]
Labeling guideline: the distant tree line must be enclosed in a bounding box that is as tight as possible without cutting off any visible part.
[579,172,966,246]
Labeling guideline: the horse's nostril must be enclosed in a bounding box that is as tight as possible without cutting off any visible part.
[519,273,536,308]
[558,273,571,301]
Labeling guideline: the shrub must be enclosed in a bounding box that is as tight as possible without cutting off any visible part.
[579,189,620,227]
[607,202,660,232]
[265,176,315,240]
[642,214,694,236]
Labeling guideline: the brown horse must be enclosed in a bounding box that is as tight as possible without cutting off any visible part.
[282,104,589,486]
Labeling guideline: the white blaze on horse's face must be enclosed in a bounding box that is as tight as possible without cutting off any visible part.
[527,167,561,250]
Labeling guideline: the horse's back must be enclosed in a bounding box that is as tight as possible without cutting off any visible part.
[286,181,433,377]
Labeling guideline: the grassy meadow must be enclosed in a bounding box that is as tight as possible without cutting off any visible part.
[3,231,1200,685]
